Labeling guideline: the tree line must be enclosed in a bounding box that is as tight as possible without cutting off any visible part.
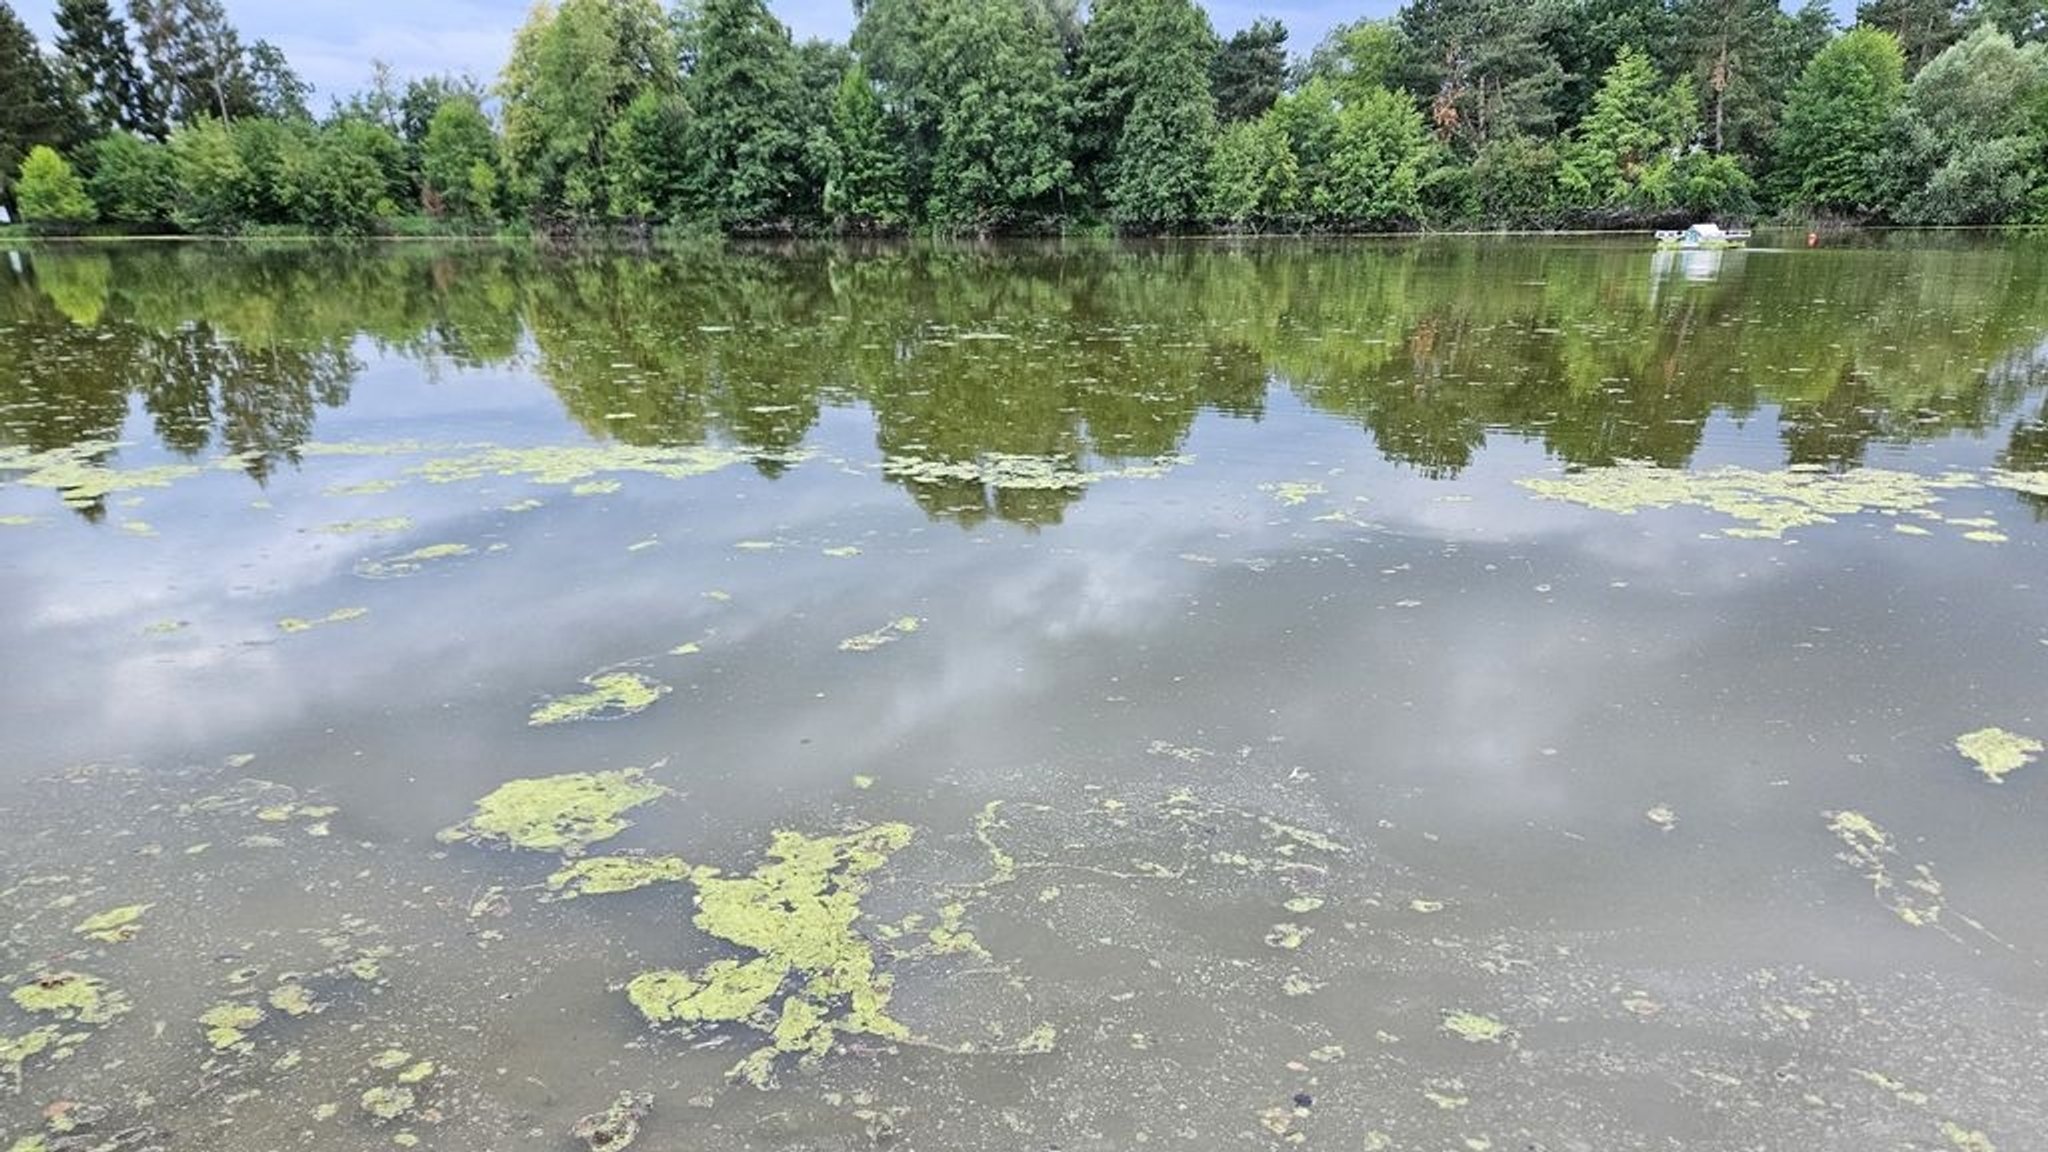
[4,0,2048,234]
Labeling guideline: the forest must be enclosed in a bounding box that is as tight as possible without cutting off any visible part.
[3,0,2047,234]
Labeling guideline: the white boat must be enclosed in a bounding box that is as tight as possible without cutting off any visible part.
[1654,223,1751,250]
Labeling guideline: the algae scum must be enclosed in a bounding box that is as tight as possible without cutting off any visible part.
[4,239,2048,1150]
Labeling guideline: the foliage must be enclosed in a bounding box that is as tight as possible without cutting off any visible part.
[17,144,96,223]
[2,3,79,214]
[825,64,908,230]
[679,0,804,227]
[1772,26,1906,214]
[1558,45,1699,209]
[922,0,1074,230]
[54,0,155,135]
[1470,132,1561,226]
[1882,25,2048,223]
[1079,0,1218,227]
[1212,17,1288,123]
[86,130,173,222]
[1203,114,1298,224]
[421,96,501,221]
[1324,85,1432,226]
[1399,0,1567,149]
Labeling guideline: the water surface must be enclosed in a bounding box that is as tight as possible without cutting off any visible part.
[2,237,2045,1151]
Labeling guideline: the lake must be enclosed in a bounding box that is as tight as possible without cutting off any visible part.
[1,236,2044,1151]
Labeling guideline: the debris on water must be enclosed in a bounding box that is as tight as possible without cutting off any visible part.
[572,1091,652,1151]
[1646,805,1678,830]
[199,1002,264,1050]
[1954,727,2041,784]
[438,767,670,856]
[528,671,670,726]
[360,1085,414,1122]
[355,543,473,579]
[11,972,127,1025]
[1825,810,1946,930]
[1516,463,1978,538]
[1261,481,1326,506]
[278,607,369,633]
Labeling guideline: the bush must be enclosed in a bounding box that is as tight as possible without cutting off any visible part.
[87,133,176,226]
[16,146,96,225]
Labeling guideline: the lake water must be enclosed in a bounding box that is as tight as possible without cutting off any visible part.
[1,236,2045,1151]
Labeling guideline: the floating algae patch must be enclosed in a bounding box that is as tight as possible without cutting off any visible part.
[278,607,370,633]
[1954,728,2041,784]
[528,671,670,726]
[0,515,37,526]
[360,1085,415,1122]
[882,452,1187,491]
[10,972,128,1025]
[72,904,150,943]
[199,1002,265,1050]
[0,442,201,508]
[627,824,922,1088]
[1260,481,1327,506]
[1825,811,1948,931]
[839,617,921,653]
[319,517,414,535]
[545,855,693,899]
[1516,463,1979,538]
[439,768,669,855]
[355,543,473,579]
[572,1091,651,1152]
[1442,1011,1509,1043]
[1,1027,60,1088]
[410,443,793,488]
[1944,1121,1998,1151]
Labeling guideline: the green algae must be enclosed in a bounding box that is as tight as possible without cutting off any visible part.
[327,478,404,496]
[1,1026,60,1089]
[1826,810,1945,930]
[1944,1122,1997,1151]
[627,823,916,1087]
[1261,480,1327,506]
[839,617,922,653]
[822,546,861,558]
[882,452,1185,491]
[370,1047,412,1070]
[72,903,150,943]
[361,1085,415,1121]
[1442,1011,1509,1043]
[119,519,156,536]
[572,480,622,496]
[545,855,693,899]
[278,607,370,633]
[0,442,200,508]
[319,517,414,535]
[0,515,36,526]
[199,1002,265,1050]
[397,1060,436,1083]
[1517,463,1979,538]
[572,1091,652,1151]
[355,542,473,579]
[439,768,670,856]
[268,982,319,1016]
[412,443,785,488]
[10,972,127,1025]
[669,641,701,656]
[528,671,670,726]
[1282,895,1324,913]
[1264,923,1311,949]
[1954,727,2041,784]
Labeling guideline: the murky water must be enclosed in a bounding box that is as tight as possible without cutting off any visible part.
[2,236,2046,1152]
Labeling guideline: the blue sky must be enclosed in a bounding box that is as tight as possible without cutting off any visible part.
[17,0,1368,104]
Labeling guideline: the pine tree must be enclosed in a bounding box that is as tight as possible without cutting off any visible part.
[1211,18,1287,123]
[2,2,81,214]
[54,0,157,136]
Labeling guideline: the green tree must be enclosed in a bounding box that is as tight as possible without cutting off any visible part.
[1559,45,1699,209]
[1856,0,1963,70]
[1302,19,1406,105]
[244,40,308,119]
[1203,114,1298,224]
[1470,133,1561,225]
[1883,25,2048,222]
[498,0,677,218]
[924,0,1074,229]
[17,145,96,224]
[1267,77,1344,215]
[825,63,908,229]
[2,3,80,214]
[54,0,157,136]
[279,120,399,232]
[1324,85,1432,227]
[128,0,257,124]
[604,87,689,219]
[1212,18,1287,123]
[1772,26,1906,214]
[681,0,804,226]
[86,129,174,222]
[421,95,502,220]
[1078,0,1217,228]
[1672,0,1832,159]
[1542,0,1678,125]
[1400,0,1567,149]
[166,116,250,231]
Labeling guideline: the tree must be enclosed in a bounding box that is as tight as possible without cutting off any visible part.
[1077,0,1217,227]
[604,87,688,218]
[86,129,174,222]
[2,3,80,213]
[923,0,1074,229]
[166,116,250,231]
[1470,133,1561,225]
[1559,45,1699,209]
[1302,20,1406,105]
[128,0,258,124]
[825,63,908,229]
[1543,0,1677,126]
[1267,77,1344,214]
[497,0,676,218]
[1772,26,1906,213]
[1212,18,1287,123]
[1856,0,1963,71]
[1203,114,1298,224]
[1324,86,1432,227]
[421,95,502,220]
[54,0,156,136]
[1671,0,1832,159]
[681,0,805,226]
[1883,25,2048,222]
[244,40,309,120]
[17,145,96,223]
[1400,0,1567,150]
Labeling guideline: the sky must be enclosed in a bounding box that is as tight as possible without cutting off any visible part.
[16,0,1374,106]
